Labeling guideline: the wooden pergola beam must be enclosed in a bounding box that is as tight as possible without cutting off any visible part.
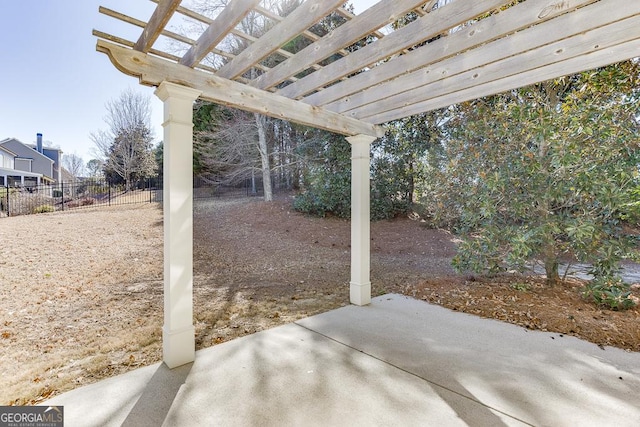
[304,0,598,108]
[216,0,346,80]
[278,0,513,99]
[180,0,262,68]
[134,0,181,52]
[368,37,640,124]
[96,40,383,138]
[251,0,429,91]
[356,14,640,122]
[333,0,639,117]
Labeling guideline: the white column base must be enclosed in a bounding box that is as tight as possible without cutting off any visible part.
[163,325,196,369]
[350,281,371,306]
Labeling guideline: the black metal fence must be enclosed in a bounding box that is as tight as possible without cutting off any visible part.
[0,178,159,217]
[0,175,271,217]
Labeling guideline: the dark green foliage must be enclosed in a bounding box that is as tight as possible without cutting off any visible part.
[293,132,352,218]
[426,61,640,285]
[154,142,163,179]
[293,113,439,220]
[104,124,155,188]
[369,114,438,220]
[582,277,636,311]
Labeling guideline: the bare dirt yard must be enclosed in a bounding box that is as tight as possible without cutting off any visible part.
[1,196,639,405]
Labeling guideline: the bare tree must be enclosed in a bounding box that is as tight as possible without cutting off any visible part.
[91,89,156,190]
[182,0,299,201]
[86,159,103,178]
[63,153,85,179]
[195,105,260,185]
[254,113,273,200]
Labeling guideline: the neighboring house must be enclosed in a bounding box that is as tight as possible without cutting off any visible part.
[0,133,62,188]
[0,144,16,170]
[0,142,48,187]
[38,146,63,183]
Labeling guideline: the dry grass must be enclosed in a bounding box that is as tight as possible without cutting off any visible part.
[0,204,164,404]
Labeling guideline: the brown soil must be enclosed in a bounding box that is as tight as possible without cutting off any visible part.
[1,196,639,405]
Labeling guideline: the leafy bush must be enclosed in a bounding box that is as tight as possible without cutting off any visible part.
[32,205,54,214]
[293,126,423,220]
[582,277,635,311]
[370,165,413,220]
[293,134,352,218]
[620,185,640,226]
[424,62,640,285]
[293,191,338,218]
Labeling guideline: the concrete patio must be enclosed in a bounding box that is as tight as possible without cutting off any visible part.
[45,294,640,426]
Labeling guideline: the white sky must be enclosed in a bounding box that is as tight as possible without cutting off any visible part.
[0,0,377,163]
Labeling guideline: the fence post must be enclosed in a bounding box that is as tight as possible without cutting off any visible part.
[5,184,9,217]
[149,178,152,204]
[108,183,111,206]
[61,181,64,212]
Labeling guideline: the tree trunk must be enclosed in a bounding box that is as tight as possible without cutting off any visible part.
[255,113,273,202]
[408,160,415,204]
[537,107,559,285]
[544,256,560,286]
[543,242,560,286]
[251,169,257,195]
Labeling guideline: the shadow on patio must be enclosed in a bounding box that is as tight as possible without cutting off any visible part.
[45,294,640,426]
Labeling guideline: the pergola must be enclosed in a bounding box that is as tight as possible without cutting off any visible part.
[95,0,640,368]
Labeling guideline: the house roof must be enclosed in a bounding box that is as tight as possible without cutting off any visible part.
[27,144,63,155]
[94,0,640,137]
[0,144,17,157]
[0,138,54,164]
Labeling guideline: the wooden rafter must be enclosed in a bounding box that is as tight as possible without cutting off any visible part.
[304,0,599,107]
[277,0,513,99]
[363,18,640,120]
[216,0,346,80]
[251,0,430,91]
[254,4,350,56]
[328,0,622,116]
[180,0,262,68]
[134,0,181,52]
[372,38,640,124]
[99,7,195,50]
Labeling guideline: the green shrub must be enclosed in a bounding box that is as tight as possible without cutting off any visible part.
[510,282,532,292]
[293,192,333,217]
[582,277,635,311]
[620,186,640,226]
[32,205,54,214]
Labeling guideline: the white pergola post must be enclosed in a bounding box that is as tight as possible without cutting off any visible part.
[346,134,376,306]
[155,82,202,368]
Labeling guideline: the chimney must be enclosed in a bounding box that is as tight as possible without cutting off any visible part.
[36,133,43,153]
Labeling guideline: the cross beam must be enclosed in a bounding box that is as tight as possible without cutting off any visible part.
[96,40,383,138]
